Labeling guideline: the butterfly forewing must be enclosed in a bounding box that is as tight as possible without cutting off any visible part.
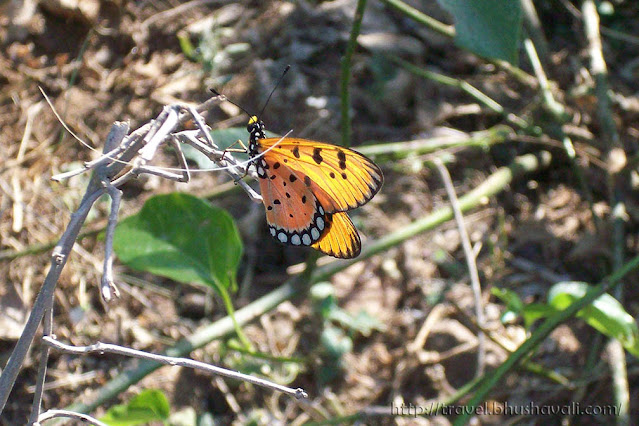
[258,138,383,213]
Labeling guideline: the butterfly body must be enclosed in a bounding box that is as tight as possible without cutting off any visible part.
[247,116,382,258]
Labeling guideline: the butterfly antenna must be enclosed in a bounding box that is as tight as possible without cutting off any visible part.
[258,65,291,119]
[209,88,253,118]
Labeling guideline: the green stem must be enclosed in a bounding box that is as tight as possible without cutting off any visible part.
[340,0,368,147]
[523,38,567,121]
[454,254,639,425]
[0,228,101,261]
[218,286,253,352]
[521,361,572,388]
[226,341,306,364]
[520,0,550,64]
[582,2,628,424]
[600,26,639,45]
[388,55,531,130]
[358,125,513,158]
[389,56,503,114]
[524,36,599,231]
[379,0,454,37]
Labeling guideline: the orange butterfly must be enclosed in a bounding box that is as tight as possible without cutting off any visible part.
[246,116,383,258]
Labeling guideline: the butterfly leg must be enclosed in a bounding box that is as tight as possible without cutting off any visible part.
[222,139,249,159]
[221,139,252,179]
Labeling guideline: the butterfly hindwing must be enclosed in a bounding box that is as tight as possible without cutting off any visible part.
[258,159,330,248]
[258,138,383,214]
[257,157,361,258]
[311,211,361,259]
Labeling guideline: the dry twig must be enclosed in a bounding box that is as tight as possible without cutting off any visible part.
[0,94,308,423]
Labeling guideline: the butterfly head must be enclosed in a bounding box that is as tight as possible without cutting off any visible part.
[247,115,267,159]
[247,116,265,136]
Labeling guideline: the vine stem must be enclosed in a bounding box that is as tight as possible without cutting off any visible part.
[582,1,629,424]
[340,0,367,147]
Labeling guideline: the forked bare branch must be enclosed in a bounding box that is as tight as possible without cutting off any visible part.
[0,95,308,424]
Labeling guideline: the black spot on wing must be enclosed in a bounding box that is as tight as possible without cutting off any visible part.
[312,147,323,164]
[337,150,347,170]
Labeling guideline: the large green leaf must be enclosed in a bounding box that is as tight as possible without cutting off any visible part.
[114,193,242,291]
[549,281,639,357]
[99,389,170,426]
[437,0,522,64]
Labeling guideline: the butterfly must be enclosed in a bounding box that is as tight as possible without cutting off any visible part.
[246,116,383,258]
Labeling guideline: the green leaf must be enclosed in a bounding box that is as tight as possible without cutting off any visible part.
[320,326,353,359]
[310,282,338,318]
[327,309,386,336]
[492,287,525,325]
[520,303,556,329]
[180,127,280,169]
[437,0,522,64]
[492,288,555,328]
[310,282,385,335]
[178,128,249,170]
[211,127,279,149]
[100,389,170,426]
[492,287,524,312]
[211,127,251,151]
[114,193,242,291]
[549,281,639,357]
[177,32,197,61]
